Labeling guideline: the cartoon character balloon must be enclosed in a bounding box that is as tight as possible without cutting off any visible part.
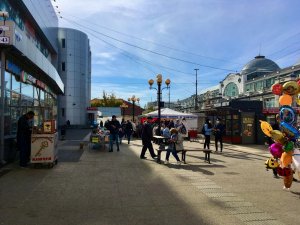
[269,143,283,158]
[260,120,273,137]
[279,106,296,124]
[260,79,300,189]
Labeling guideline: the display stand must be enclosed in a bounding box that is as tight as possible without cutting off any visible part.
[31,132,58,168]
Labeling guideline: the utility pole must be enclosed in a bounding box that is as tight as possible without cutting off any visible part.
[194,69,199,110]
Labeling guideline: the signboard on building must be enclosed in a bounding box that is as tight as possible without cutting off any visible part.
[0,36,9,44]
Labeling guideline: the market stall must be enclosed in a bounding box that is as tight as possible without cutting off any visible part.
[141,108,198,131]
[89,127,110,150]
[31,119,58,167]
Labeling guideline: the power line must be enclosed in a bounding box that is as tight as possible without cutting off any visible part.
[62,16,237,72]
[62,16,225,78]
[274,48,300,61]
[61,13,243,66]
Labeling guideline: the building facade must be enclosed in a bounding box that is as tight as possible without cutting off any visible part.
[0,0,64,164]
[57,28,91,126]
[177,55,300,144]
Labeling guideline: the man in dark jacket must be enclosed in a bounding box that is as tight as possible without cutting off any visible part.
[125,120,133,144]
[213,118,225,152]
[105,115,121,152]
[140,116,157,159]
[17,111,35,167]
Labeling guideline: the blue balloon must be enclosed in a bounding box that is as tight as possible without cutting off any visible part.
[279,106,296,124]
[280,121,300,138]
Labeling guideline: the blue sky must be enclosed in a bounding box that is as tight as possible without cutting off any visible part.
[54,0,300,108]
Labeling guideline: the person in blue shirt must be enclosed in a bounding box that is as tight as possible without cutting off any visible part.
[162,124,171,138]
[203,118,212,150]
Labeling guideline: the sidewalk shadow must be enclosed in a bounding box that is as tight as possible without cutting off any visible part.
[290,191,300,198]
[186,154,226,163]
[220,151,264,161]
[164,163,225,176]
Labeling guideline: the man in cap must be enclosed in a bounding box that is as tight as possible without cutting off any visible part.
[105,115,121,152]
[140,116,157,159]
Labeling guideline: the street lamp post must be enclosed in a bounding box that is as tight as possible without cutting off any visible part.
[148,74,171,133]
[128,95,139,122]
[120,103,128,120]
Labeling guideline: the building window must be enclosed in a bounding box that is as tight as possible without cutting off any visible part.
[62,62,65,71]
[62,38,65,48]
[224,82,239,97]
[62,108,65,117]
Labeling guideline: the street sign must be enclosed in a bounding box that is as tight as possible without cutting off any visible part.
[0,36,9,44]
[0,26,9,32]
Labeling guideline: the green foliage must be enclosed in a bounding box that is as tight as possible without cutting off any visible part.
[143,105,155,114]
[91,91,123,107]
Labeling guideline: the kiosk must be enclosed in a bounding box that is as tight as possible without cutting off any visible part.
[30,120,58,168]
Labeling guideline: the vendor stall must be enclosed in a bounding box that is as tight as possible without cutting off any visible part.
[141,108,198,136]
[30,120,58,167]
[89,127,110,150]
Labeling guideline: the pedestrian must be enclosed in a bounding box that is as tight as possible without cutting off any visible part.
[162,124,171,138]
[119,119,126,145]
[213,118,225,152]
[164,128,183,165]
[203,118,212,149]
[131,120,137,137]
[174,119,181,128]
[17,111,35,168]
[100,120,103,128]
[125,120,133,144]
[140,116,158,159]
[136,122,142,138]
[105,115,121,152]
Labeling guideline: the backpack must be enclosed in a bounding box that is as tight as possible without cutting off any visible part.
[201,125,205,135]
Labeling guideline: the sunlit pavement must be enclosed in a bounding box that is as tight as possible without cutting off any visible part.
[0,129,299,225]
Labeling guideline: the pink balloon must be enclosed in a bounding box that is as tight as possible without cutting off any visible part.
[269,143,283,158]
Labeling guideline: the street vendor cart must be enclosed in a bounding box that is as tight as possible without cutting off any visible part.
[31,120,58,168]
[89,128,109,150]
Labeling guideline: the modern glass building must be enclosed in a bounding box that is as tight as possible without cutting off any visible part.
[57,28,91,126]
[0,0,64,164]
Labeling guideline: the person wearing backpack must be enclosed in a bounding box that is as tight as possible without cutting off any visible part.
[203,118,213,149]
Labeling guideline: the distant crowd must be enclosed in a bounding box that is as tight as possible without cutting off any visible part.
[95,116,225,165]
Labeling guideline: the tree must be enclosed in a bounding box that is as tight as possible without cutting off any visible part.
[91,91,123,107]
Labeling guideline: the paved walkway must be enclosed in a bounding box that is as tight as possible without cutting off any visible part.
[0,129,299,225]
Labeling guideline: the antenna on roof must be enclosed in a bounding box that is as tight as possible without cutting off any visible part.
[259,43,262,56]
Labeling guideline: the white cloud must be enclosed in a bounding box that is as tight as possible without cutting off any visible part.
[55,0,300,107]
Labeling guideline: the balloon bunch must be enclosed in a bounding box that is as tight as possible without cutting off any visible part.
[261,80,300,190]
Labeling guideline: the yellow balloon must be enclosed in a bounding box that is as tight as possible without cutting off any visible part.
[270,130,286,145]
[282,81,299,95]
[279,94,292,106]
[280,151,293,167]
[260,120,273,137]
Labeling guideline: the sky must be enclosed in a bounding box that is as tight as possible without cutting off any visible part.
[53,0,300,108]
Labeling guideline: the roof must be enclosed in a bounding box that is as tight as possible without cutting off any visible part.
[241,55,280,76]
[143,108,198,119]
